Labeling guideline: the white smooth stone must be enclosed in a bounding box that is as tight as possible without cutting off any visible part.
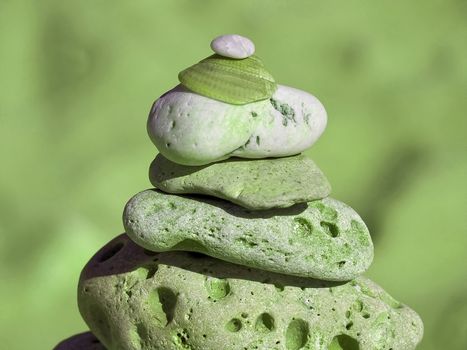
[210,34,255,59]
[147,84,327,166]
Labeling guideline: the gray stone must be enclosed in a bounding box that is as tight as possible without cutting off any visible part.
[78,234,423,350]
[123,189,373,281]
[150,154,331,210]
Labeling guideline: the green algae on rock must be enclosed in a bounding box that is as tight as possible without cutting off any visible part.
[178,54,277,105]
[123,190,373,281]
[54,332,106,350]
[78,234,423,350]
[147,84,327,166]
[149,154,331,210]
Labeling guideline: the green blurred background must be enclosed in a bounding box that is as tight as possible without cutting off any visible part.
[1,0,466,349]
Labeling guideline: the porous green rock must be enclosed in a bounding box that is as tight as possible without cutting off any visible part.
[123,189,373,281]
[147,84,327,166]
[78,234,423,350]
[149,154,331,210]
[54,332,106,350]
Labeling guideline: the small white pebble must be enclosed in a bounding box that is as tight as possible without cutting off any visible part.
[210,34,255,59]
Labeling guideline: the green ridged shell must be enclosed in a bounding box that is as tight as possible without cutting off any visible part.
[178,54,277,105]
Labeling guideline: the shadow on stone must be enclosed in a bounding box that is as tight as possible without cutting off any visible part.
[81,234,346,290]
[54,332,105,350]
[150,153,304,180]
[187,192,309,218]
[146,188,308,219]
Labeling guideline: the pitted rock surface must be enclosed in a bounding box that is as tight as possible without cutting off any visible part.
[123,190,373,281]
[78,234,423,350]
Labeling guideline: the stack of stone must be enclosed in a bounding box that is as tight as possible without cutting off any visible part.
[56,35,423,350]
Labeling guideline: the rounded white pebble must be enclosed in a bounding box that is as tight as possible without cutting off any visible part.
[210,34,255,59]
[147,84,327,166]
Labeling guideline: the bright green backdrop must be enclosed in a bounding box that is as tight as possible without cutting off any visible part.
[1,0,466,349]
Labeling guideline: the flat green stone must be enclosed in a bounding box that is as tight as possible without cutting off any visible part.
[78,234,423,350]
[123,190,373,281]
[54,332,105,350]
[150,154,331,210]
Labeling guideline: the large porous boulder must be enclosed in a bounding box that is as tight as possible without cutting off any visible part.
[78,234,423,350]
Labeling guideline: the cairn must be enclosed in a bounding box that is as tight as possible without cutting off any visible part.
[56,35,423,350]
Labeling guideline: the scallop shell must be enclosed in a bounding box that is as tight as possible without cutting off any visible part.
[178,54,277,105]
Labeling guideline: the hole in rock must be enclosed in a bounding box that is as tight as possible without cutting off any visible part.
[98,242,124,263]
[205,278,231,300]
[285,318,308,350]
[321,221,339,237]
[328,334,360,350]
[255,313,275,332]
[146,287,177,326]
[174,329,190,346]
[293,217,314,237]
[226,318,242,332]
[158,287,177,323]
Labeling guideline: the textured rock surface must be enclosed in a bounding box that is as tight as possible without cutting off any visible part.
[78,234,423,350]
[147,84,327,166]
[123,190,373,281]
[149,154,331,210]
[54,332,106,350]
